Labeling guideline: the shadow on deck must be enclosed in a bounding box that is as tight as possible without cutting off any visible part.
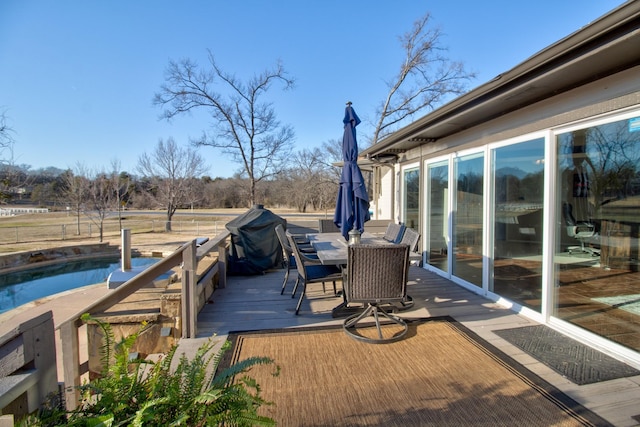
[194,266,520,338]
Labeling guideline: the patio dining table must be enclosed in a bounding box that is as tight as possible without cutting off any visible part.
[306,232,393,318]
[306,232,389,265]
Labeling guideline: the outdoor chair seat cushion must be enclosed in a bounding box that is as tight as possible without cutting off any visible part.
[305,264,342,281]
[289,252,318,268]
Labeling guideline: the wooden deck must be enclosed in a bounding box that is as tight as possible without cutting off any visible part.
[181,265,640,427]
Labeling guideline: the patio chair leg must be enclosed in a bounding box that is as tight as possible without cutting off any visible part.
[295,281,306,315]
[280,265,291,295]
[291,277,300,298]
[372,308,383,339]
[344,305,375,328]
[343,303,408,343]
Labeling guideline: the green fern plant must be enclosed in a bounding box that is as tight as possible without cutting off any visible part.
[20,314,277,426]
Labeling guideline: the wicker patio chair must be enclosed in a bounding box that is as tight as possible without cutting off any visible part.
[343,243,410,343]
[318,219,341,233]
[287,230,343,315]
[383,222,405,243]
[275,224,319,295]
[400,227,422,266]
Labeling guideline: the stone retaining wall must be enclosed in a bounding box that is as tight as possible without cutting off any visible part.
[0,243,121,274]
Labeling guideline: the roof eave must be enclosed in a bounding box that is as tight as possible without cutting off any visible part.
[362,0,640,159]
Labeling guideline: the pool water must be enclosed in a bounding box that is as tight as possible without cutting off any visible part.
[0,257,160,314]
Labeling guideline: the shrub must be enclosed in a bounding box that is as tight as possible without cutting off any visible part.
[20,314,277,426]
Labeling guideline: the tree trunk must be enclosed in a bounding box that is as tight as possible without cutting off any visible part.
[75,210,81,235]
[165,209,173,231]
[250,181,256,206]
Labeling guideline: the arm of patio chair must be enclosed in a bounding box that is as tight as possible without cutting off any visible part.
[298,251,323,265]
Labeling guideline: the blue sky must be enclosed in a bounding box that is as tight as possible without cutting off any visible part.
[0,0,627,178]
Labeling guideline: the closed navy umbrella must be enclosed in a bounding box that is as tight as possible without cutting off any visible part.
[334,102,370,240]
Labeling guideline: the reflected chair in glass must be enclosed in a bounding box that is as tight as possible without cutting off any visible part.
[286,230,343,315]
[562,202,600,256]
[343,244,410,343]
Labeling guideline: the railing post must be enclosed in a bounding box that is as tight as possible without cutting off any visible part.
[217,240,227,289]
[181,240,197,338]
[60,320,81,411]
[121,229,131,271]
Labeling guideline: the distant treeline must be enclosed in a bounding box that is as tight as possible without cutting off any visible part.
[0,161,345,213]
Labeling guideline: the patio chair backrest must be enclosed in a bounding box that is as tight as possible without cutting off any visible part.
[318,219,341,233]
[275,224,292,258]
[345,244,409,304]
[286,230,317,282]
[383,223,405,243]
[400,228,420,252]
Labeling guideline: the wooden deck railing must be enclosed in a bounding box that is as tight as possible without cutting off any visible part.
[57,230,231,411]
[1,218,394,417]
[0,311,58,422]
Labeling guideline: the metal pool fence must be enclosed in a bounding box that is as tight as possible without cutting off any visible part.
[0,220,227,244]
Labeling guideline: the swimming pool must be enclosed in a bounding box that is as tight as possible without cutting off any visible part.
[0,257,160,314]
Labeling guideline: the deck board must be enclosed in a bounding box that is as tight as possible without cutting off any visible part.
[183,265,640,427]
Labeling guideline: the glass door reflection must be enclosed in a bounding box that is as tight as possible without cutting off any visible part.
[427,161,448,272]
[453,153,484,287]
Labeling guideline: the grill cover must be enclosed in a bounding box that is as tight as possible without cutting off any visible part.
[225,205,286,275]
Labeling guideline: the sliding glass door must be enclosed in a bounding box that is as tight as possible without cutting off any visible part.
[491,138,545,311]
[453,153,484,287]
[553,113,640,351]
[403,167,420,229]
[427,160,448,272]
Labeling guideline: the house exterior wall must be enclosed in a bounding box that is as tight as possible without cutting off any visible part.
[399,66,640,166]
[369,165,395,221]
[390,65,640,368]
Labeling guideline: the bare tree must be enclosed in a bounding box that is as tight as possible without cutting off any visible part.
[137,137,208,231]
[320,139,344,181]
[153,51,295,206]
[108,159,132,230]
[85,170,115,242]
[184,177,205,212]
[0,109,16,203]
[371,13,476,146]
[286,146,341,212]
[202,176,245,208]
[0,109,14,162]
[59,163,91,235]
